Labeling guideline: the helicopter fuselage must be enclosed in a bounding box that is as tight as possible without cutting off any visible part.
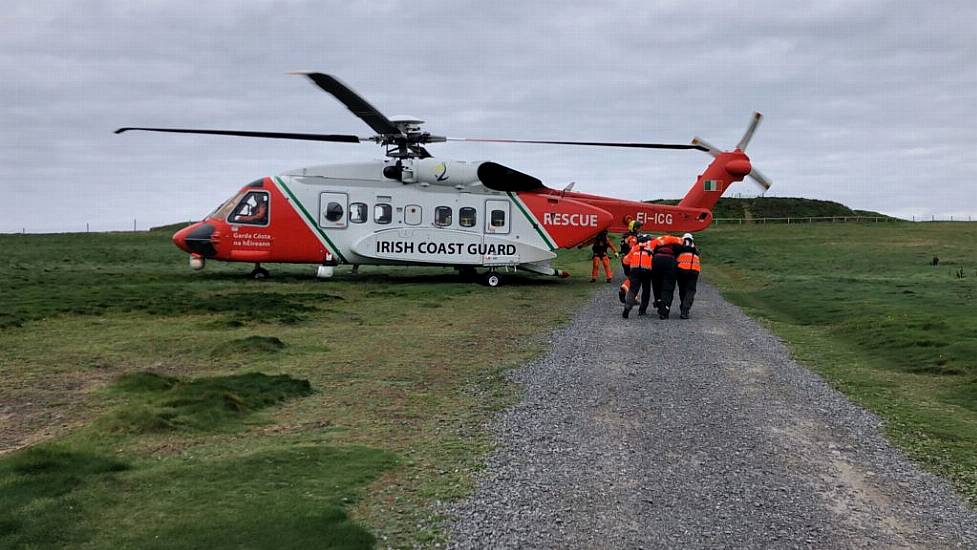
[171,157,729,277]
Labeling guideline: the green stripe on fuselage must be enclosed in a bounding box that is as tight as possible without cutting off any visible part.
[507,192,556,251]
[273,176,348,264]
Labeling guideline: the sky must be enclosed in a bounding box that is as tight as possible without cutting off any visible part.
[3,0,976,233]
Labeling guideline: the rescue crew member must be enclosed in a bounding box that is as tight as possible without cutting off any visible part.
[650,234,684,319]
[620,220,642,276]
[617,220,642,302]
[590,230,619,283]
[622,235,654,318]
[676,233,701,320]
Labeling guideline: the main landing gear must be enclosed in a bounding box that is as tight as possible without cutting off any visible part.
[249,263,270,280]
[455,266,504,287]
[482,270,503,287]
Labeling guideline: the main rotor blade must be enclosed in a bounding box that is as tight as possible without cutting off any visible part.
[291,72,401,136]
[736,112,763,151]
[749,167,773,190]
[114,127,364,143]
[447,137,707,151]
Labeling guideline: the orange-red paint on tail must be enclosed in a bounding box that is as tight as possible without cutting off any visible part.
[678,150,752,212]
[540,149,754,235]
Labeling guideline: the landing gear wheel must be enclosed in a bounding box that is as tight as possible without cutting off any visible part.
[250,265,270,280]
[483,272,503,287]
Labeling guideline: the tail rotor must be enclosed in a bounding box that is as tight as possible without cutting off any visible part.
[693,112,771,191]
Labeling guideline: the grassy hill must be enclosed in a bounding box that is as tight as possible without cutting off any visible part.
[700,222,977,505]
[652,197,898,220]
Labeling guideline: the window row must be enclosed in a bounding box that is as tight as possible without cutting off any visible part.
[326,202,505,228]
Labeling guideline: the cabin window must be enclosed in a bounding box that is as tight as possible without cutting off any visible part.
[459,207,477,228]
[228,191,270,226]
[324,202,344,222]
[374,203,392,224]
[349,202,368,223]
[404,204,422,225]
[490,209,506,228]
[434,206,452,227]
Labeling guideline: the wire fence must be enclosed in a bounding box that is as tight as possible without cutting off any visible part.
[714,215,975,225]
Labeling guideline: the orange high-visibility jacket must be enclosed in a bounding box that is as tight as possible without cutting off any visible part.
[626,243,654,270]
[677,251,701,272]
[652,235,684,251]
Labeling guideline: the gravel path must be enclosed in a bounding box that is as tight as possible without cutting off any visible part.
[447,281,977,549]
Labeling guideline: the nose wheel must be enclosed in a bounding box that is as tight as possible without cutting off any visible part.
[249,264,270,280]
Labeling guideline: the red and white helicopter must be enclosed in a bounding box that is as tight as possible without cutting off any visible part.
[116,73,771,286]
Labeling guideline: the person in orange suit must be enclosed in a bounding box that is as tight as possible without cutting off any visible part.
[622,235,654,318]
[650,234,684,319]
[590,230,618,282]
[619,220,642,275]
[676,233,701,319]
[617,221,642,301]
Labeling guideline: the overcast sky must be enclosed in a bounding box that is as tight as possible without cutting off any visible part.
[3,0,975,232]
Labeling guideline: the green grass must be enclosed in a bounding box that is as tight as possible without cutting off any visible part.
[699,222,977,504]
[98,371,312,434]
[1,443,394,549]
[0,227,597,548]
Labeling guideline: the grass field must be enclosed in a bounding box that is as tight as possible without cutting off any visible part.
[699,222,977,504]
[0,228,596,548]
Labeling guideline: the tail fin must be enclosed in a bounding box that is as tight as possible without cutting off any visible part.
[677,151,752,211]
[678,113,772,212]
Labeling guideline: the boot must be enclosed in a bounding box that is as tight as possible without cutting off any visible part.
[618,288,627,303]
[658,306,669,320]
[680,310,689,320]
[622,307,630,319]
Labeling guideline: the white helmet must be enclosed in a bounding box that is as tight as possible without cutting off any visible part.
[682,233,694,242]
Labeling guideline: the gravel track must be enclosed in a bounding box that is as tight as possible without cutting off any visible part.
[447,281,977,548]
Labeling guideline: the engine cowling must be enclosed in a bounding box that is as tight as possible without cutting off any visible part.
[399,158,482,186]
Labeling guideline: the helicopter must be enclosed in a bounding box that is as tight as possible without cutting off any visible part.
[116,73,771,286]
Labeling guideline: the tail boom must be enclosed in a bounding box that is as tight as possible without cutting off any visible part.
[541,189,713,233]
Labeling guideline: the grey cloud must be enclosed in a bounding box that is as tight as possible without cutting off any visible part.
[3,0,975,232]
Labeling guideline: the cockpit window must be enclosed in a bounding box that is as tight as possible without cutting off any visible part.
[208,191,244,220]
[228,191,270,226]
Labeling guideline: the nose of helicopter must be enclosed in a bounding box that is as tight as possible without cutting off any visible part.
[173,222,217,257]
